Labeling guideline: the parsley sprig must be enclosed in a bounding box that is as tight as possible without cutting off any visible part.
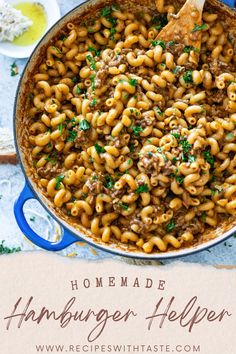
[203,150,215,167]
[0,241,21,255]
[165,219,175,233]
[10,62,19,76]
[131,125,143,136]
[104,175,115,189]
[136,184,149,194]
[183,70,193,83]
[67,130,77,142]
[79,119,91,131]
[191,23,208,33]
[86,55,96,70]
[95,143,105,154]
[55,175,64,190]
[151,40,166,49]
[88,46,101,57]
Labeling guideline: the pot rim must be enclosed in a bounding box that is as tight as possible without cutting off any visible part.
[13,0,236,260]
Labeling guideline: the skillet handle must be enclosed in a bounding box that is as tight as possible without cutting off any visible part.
[14,183,79,251]
[222,0,235,7]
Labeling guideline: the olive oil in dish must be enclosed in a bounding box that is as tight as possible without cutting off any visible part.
[13,2,47,46]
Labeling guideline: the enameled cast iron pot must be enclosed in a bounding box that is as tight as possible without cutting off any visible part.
[14,0,236,259]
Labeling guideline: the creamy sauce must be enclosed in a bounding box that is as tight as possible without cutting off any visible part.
[13,2,47,46]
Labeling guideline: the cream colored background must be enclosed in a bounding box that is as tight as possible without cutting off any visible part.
[0,252,235,354]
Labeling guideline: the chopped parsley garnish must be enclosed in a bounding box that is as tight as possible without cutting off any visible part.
[55,175,64,190]
[191,23,208,33]
[176,175,184,184]
[100,6,112,17]
[151,40,166,49]
[156,147,168,162]
[129,145,135,152]
[110,27,116,39]
[127,159,132,165]
[129,78,138,86]
[59,34,68,41]
[88,46,101,57]
[92,175,98,180]
[201,212,207,222]
[171,169,184,184]
[131,125,143,136]
[79,119,91,131]
[30,216,36,222]
[172,157,177,163]
[188,155,196,163]
[52,46,62,54]
[72,76,78,83]
[118,203,129,210]
[155,106,163,115]
[90,74,96,91]
[152,14,168,29]
[45,155,51,162]
[71,117,77,125]
[211,188,217,197]
[58,123,63,135]
[183,45,200,53]
[171,132,180,139]
[173,66,181,74]
[100,5,117,27]
[86,54,96,70]
[179,138,192,153]
[104,175,115,189]
[95,143,105,154]
[136,184,149,194]
[183,70,193,83]
[76,86,81,94]
[111,3,119,11]
[211,175,217,182]
[203,150,215,167]
[67,130,77,142]
[70,196,78,202]
[168,41,175,46]
[0,241,21,255]
[10,62,19,76]
[90,98,97,107]
[165,219,175,233]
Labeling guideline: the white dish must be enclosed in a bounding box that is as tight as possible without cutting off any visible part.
[0,0,61,58]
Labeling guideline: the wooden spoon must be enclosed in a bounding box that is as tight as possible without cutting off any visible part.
[156,0,207,50]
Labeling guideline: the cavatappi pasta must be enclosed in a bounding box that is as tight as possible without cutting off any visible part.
[26,1,236,253]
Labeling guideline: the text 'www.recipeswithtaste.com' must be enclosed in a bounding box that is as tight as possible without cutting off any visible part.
[34,344,201,353]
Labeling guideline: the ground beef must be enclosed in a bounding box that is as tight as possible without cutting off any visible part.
[74,127,91,146]
[206,90,225,104]
[129,217,152,233]
[209,104,227,119]
[176,215,205,235]
[110,188,125,198]
[138,152,162,174]
[162,160,173,175]
[208,59,235,76]
[166,42,185,57]
[85,179,103,195]
[95,65,109,88]
[112,135,129,148]
[37,163,63,179]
